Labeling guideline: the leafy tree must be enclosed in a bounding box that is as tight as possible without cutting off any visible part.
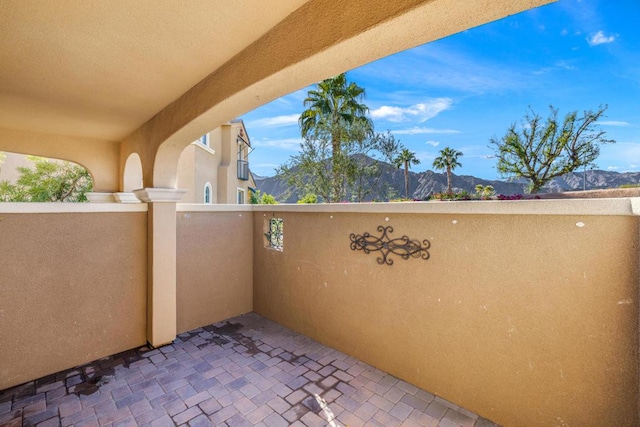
[394,148,420,198]
[0,156,92,202]
[250,190,278,204]
[297,73,373,202]
[277,135,340,203]
[490,105,613,193]
[280,74,400,202]
[297,193,318,204]
[278,128,401,203]
[432,147,463,195]
[348,129,401,202]
[475,184,496,199]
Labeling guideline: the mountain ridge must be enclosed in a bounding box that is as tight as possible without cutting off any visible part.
[254,156,640,202]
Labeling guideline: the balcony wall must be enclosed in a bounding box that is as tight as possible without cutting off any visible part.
[0,204,148,390]
[1,199,637,425]
[176,205,253,333]
[252,200,640,427]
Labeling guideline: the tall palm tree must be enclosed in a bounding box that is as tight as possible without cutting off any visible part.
[299,74,373,201]
[432,147,463,195]
[394,148,420,198]
[299,73,372,150]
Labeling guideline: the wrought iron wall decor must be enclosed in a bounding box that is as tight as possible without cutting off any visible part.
[349,226,430,266]
[265,217,284,251]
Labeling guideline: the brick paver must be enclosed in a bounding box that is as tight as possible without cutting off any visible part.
[0,313,499,426]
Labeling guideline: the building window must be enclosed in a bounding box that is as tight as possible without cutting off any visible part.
[265,218,284,251]
[204,182,212,204]
[237,188,245,204]
[200,134,209,146]
[237,159,249,180]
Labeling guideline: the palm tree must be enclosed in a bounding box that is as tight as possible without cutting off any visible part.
[432,147,463,195]
[299,73,372,150]
[299,73,373,201]
[394,148,420,198]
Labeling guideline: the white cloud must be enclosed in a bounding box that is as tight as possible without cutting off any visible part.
[370,98,453,123]
[587,31,616,46]
[247,114,299,128]
[598,120,630,126]
[425,141,440,147]
[253,138,301,150]
[392,127,460,135]
[607,166,620,170]
[532,61,576,75]
[555,60,576,70]
[560,29,569,36]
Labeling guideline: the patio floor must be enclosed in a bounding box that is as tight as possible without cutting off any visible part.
[0,313,498,427]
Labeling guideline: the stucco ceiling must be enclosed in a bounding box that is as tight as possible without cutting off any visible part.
[0,0,308,141]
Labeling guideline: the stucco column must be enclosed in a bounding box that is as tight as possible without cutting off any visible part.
[133,188,186,347]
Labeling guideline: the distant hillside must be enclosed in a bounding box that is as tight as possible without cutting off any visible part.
[254,156,640,202]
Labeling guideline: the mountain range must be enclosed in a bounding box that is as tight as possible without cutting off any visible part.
[254,156,640,202]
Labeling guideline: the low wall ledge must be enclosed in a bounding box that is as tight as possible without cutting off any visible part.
[177,204,254,212]
[0,203,148,213]
[251,197,640,216]
[3,198,637,216]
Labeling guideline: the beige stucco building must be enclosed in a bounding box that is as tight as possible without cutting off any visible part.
[1,120,255,204]
[6,2,637,426]
[177,120,255,205]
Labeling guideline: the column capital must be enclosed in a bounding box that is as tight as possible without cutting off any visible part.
[133,188,186,203]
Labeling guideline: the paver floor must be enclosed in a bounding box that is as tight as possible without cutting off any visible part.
[0,313,499,427]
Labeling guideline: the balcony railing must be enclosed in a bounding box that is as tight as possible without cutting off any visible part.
[237,159,249,181]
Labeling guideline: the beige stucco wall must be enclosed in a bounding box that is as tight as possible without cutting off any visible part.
[252,207,639,426]
[208,124,252,204]
[176,143,218,204]
[176,208,253,333]
[194,147,218,204]
[177,123,251,205]
[176,145,196,203]
[0,210,147,390]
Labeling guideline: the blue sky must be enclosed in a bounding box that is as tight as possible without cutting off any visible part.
[241,0,640,180]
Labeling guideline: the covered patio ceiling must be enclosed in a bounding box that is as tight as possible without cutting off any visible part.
[0,0,307,141]
[0,0,553,191]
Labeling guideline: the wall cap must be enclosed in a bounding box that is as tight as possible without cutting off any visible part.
[114,192,142,203]
[85,192,116,203]
[250,198,640,216]
[0,203,147,213]
[133,188,187,203]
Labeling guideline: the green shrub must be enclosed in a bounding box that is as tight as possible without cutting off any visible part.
[297,193,318,204]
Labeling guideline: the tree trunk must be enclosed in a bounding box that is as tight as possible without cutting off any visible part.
[331,135,340,203]
[404,161,409,198]
[530,179,542,194]
[446,167,452,195]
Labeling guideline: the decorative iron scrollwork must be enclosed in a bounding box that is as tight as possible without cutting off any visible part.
[349,226,430,266]
[265,218,284,251]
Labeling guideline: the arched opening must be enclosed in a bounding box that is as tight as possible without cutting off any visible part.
[0,151,93,202]
[123,153,143,192]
